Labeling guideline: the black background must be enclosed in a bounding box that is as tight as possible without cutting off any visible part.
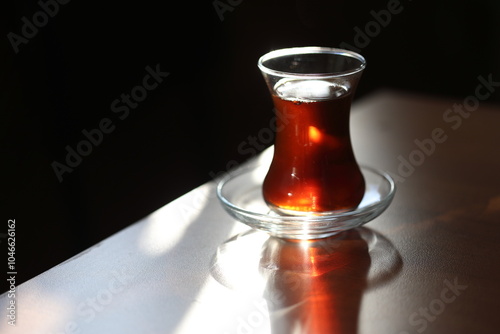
[2,0,500,290]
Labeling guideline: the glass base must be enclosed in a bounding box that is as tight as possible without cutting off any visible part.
[216,164,396,240]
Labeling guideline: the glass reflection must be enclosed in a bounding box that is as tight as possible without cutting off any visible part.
[260,230,370,333]
[211,228,402,334]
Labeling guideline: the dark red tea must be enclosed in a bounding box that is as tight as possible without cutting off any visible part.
[263,79,365,213]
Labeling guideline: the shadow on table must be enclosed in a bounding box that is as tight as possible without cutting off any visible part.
[212,227,402,334]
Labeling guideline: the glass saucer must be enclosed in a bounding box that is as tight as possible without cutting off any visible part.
[216,164,396,239]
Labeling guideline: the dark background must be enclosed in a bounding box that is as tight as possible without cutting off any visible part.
[2,0,499,290]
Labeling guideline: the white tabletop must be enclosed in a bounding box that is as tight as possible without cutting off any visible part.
[2,90,500,334]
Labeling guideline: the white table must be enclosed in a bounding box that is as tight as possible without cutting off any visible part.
[2,90,500,334]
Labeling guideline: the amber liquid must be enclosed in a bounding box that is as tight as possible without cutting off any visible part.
[263,80,365,213]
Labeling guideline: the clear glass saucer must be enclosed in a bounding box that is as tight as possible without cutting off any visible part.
[216,164,396,239]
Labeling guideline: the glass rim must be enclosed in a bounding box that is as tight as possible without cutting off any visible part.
[258,46,366,79]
